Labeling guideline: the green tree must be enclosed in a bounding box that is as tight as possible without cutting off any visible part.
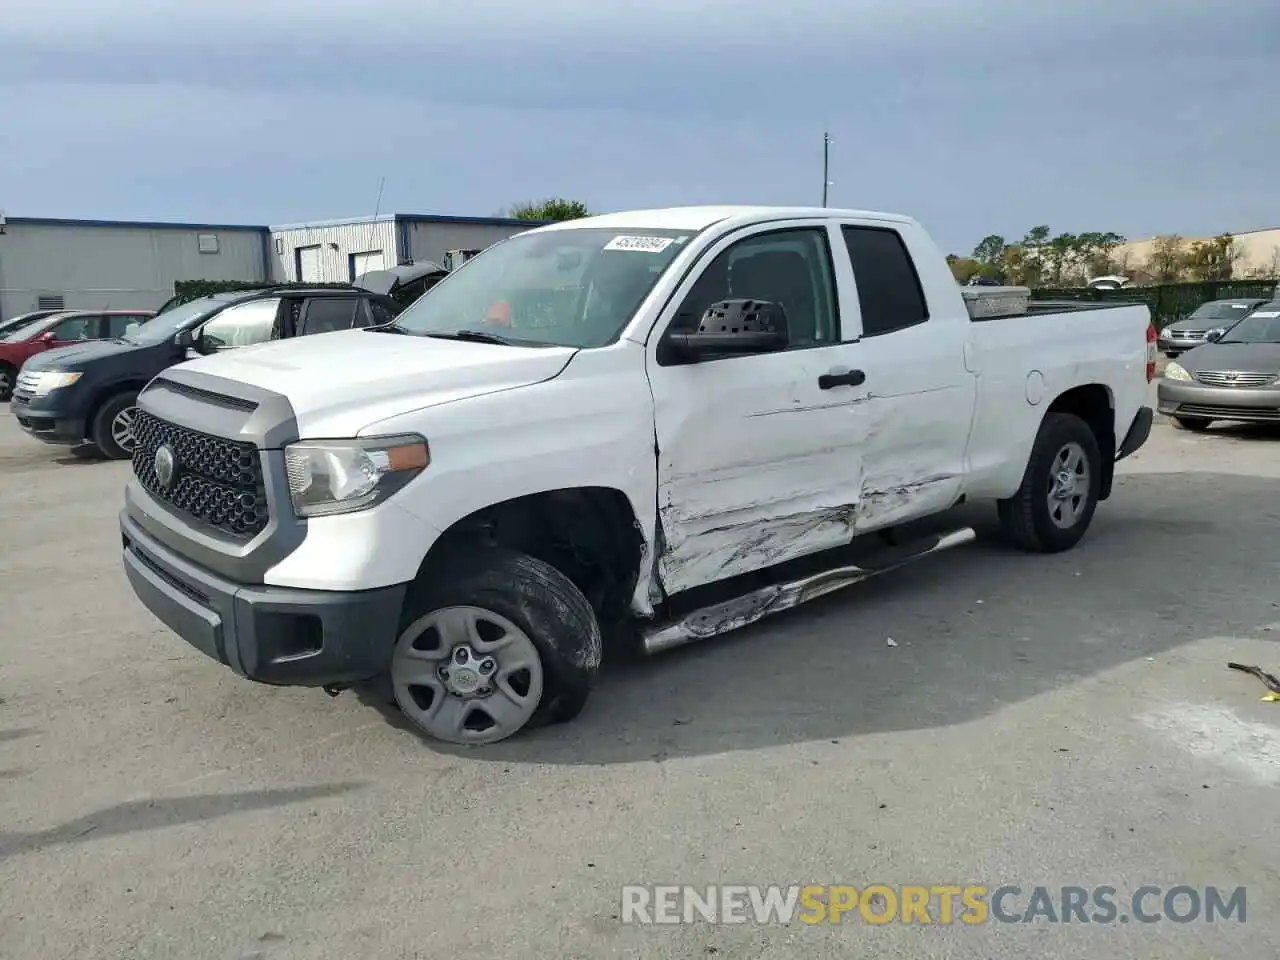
[1183,233,1240,282]
[508,198,591,221]
[1147,235,1187,283]
[947,255,982,283]
[972,235,1006,265]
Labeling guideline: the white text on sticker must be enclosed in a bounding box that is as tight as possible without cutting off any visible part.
[1250,311,1280,318]
[604,235,675,253]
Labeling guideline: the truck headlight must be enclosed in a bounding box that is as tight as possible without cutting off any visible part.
[1164,361,1192,381]
[25,371,82,397]
[283,435,429,518]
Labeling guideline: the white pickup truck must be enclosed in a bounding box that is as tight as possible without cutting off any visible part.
[119,205,1156,745]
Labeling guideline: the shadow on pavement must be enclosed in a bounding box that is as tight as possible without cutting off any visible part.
[0,728,39,744]
[0,782,365,860]
[412,471,1280,765]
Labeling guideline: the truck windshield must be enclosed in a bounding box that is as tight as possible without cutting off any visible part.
[388,227,694,347]
[1188,301,1256,321]
[124,297,222,344]
[1219,308,1280,344]
[1,316,58,343]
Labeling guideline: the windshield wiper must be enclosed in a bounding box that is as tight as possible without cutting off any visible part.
[425,329,514,345]
[367,320,410,335]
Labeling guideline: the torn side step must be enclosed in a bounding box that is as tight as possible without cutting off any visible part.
[640,527,976,654]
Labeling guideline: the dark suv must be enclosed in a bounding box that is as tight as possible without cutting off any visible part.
[11,285,403,460]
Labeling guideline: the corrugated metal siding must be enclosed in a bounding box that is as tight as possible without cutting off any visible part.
[401,221,536,266]
[269,219,398,282]
[0,222,268,320]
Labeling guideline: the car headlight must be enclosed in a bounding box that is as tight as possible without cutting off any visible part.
[1164,361,1192,381]
[283,435,429,518]
[24,371,82,397]
[1161,325,1176,338]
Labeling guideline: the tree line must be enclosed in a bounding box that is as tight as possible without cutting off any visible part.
[948,228,1266,288]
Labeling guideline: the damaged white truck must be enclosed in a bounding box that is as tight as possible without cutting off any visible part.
[119,205,1156,745]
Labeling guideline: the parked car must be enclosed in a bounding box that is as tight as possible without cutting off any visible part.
[0,309,155,401]
[10,285,403,459]
[1157,298,1266,357]
[117,204,1154,746]
[0,308,71,340]
[1157,301,1280,430]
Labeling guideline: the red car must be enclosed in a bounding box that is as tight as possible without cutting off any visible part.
[0,309,155,401]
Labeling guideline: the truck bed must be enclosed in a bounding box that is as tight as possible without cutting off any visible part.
[971,300,1145,322]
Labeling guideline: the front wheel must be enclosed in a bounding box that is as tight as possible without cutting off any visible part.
[89,392,139,460]
[389,547,601,745]
[1174,416,1212,432]
[997,412,1102,553]
[0,363,15,402]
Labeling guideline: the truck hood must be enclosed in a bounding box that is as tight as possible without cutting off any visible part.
[170,329,578,437]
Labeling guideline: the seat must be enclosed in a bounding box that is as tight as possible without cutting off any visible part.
[727,250,817,344]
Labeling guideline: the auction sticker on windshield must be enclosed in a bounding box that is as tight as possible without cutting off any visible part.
[604,235,676,253]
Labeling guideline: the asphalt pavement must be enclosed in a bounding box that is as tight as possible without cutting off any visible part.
[1,398,1279,960]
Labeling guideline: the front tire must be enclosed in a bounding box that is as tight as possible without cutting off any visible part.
[389,546,601,745]
[997,412,1102,553]
[1174,416,1212,432]
[0,363,15,402]
[90,392,139,460]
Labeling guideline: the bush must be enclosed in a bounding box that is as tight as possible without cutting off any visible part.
[1032,279,1279,324]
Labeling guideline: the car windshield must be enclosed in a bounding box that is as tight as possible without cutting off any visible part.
[1219,306,1280,344]
[388,227,695,348]
[1188,301,1257,322]
[124,297,224,344]
[1,316,59,343]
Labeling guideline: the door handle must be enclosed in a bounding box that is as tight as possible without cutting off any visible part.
[818,369,866,390]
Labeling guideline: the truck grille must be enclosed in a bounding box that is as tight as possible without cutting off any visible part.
[1194,371,1276,387]
[131,410,269,537]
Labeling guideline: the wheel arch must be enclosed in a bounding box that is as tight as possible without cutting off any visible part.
[1044,383,1116,500]
[416,485,648,627]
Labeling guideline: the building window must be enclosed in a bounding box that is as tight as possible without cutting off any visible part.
[36,294,65,311]
[197,233,220,254]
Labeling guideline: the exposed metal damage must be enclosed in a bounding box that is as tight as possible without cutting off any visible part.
[642,527,976,653]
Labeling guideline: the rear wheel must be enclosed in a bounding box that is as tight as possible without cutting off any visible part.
[0,363,15,401]
[1173,416,1212,432]
[90,392,139,460]
[997,412,1102,553]
[389,547,600,745]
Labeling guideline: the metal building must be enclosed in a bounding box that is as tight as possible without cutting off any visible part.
[0,216,271,322]
[269,213,550,283]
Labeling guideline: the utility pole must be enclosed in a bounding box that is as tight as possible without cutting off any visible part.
[821,132,831,207]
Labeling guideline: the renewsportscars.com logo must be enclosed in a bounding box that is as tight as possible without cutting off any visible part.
[621,885,1247,926]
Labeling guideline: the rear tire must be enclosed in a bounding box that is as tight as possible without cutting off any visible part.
[0,363,15,402]
[997,412,1102,553]
[388,546,600,745]
[1173,416,1212,432]
[90,391,139,460]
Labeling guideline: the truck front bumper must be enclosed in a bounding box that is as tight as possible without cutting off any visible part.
[1157,381,1280,423]
[121,509,407,686]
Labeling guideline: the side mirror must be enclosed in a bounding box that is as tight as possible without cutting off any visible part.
[666,299,789,359]
[1204,327,1225,343]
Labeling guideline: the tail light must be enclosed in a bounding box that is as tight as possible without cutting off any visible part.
[1145,324,1157,382]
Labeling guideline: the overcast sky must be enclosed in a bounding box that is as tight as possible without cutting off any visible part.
[1,0,1274,254]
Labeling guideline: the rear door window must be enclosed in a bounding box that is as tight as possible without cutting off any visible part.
[298,297,358,336]
[839,226,930,337]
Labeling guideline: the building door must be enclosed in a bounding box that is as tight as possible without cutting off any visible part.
[295,245,323,282]
[349,250,386,282]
